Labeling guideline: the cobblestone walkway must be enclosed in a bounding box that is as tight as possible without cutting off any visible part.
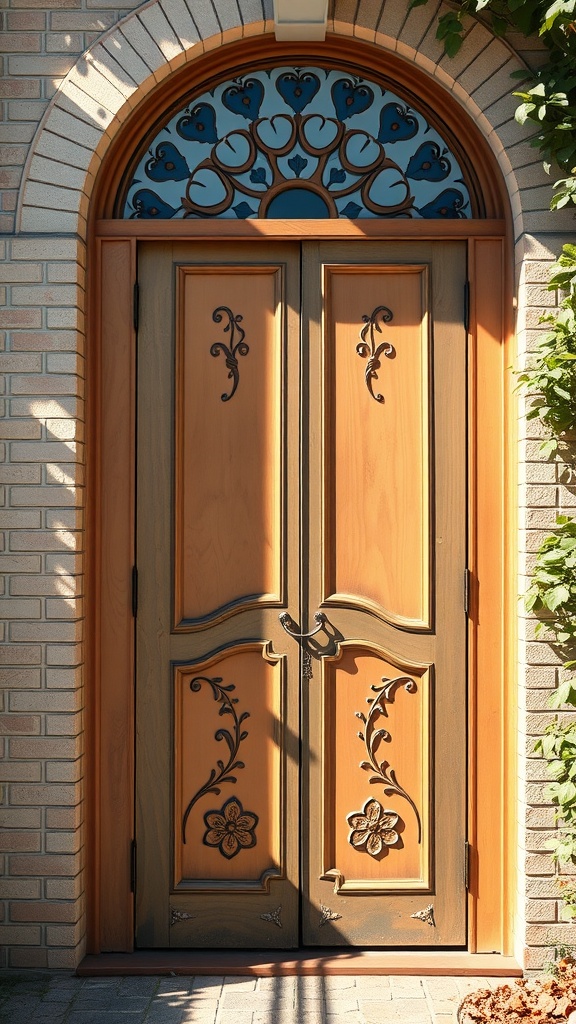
[0,972,517,1024]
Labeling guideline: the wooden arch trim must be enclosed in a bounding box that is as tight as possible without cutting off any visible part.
[88,37,513,958]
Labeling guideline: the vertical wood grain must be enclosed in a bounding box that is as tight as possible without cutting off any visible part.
[468,238,506,953]
[98,238,136,951]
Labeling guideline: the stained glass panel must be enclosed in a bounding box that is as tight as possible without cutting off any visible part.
[120,67,473,220]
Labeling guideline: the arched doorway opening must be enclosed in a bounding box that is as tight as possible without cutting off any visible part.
[88,36,513,958]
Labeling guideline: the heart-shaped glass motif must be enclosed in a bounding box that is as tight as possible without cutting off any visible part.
[145,142,190,182]
[176,103,218,144]
[276,71,320,113]
[130,189,179,219]
[331,79,374,121]
[419,188,467,218]
[222,79,264,121]
[378,103,418,144]
[407,142,451,182]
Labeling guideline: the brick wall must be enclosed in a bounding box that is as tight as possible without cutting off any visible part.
[1,0,575,969]
[0,235,86,967]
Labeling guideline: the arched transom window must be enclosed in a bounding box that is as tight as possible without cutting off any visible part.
[119,66,476,220]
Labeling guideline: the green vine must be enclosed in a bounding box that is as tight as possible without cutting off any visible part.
[516,246,576,456]
[408,0,576,913]
[525,515,576,646]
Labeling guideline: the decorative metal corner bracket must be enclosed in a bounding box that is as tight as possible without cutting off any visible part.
[357,305,395,404]
[260,905,283,928]
[170,908,194,926]
[210,305,249,402]
[319,904,342,927]
[411,904,435,927]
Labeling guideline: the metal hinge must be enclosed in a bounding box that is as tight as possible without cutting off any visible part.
[133,282,139,332]
[130,839,137,893]
[464,280,470,334]
[464,841,470,891]
[132,565,138,617]
[463,568,471,616]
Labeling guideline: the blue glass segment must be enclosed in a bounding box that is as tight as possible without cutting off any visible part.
[266,188,331,218]
[121,67,473,220]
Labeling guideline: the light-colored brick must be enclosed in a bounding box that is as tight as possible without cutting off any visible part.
[9,785,78,807]
[0,715,40,735]
[0,827,42,849]
[0,924,42,945]
[0,598,41,618]
[0,879,41,899]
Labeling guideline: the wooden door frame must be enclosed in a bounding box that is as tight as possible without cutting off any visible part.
[87,219,513,956]
[85,20,514,961]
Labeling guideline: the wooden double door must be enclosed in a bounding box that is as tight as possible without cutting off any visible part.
[135,240,467,949]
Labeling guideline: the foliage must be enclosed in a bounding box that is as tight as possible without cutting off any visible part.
[408,0,576,927]
[535,716,576,864]
[410,0,576,204]
[516,243,576,455]
[525,516,576,643]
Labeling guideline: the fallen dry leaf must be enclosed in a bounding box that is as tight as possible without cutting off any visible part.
[458,958,576,1023]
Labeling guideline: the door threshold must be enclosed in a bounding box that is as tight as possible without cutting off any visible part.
[78,950,521,977]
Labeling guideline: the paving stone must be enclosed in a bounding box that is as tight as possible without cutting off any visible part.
[216,1012,254,1024]
[156,981,195,994]
[220,992,294,1010]
[180,1011,218,1023]
[322,978,358,989]
[2,1010,66,1024]
[146,1013,187,1024]
[118,979,160,995]
[191,978,224,997]
[428,999,459,1014]
[72,995,152,1011]
[362,998,433,1023]
[67,1015,152,1024]
[323,998,360,1013]
[151,993,191,1007]
[356,976,391,989]
[254,1014,325,1024]
[423,978,460,998]
[221,978,258,992]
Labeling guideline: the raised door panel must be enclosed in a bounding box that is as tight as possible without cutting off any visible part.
[325,265,430,628]
[175,266,283,627]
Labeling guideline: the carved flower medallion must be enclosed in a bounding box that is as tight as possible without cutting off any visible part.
[347,798,400,857]
[203,796,258,859]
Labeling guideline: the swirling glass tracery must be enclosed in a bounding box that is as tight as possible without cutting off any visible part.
[120,66,473,220]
